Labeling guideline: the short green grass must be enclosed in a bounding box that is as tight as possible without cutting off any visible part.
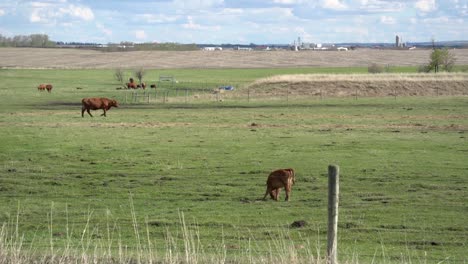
[0,68,467,263]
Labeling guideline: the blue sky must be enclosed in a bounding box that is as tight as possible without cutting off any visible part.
[0,0,466,44]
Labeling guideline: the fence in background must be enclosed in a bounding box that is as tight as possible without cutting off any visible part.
[120,80,468,105]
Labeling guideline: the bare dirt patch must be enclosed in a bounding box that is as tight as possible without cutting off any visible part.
[2,47,468,69]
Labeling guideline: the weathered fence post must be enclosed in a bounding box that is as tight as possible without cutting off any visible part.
[327,165,339,264]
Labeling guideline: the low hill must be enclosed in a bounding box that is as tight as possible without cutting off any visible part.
[247,73,468,97]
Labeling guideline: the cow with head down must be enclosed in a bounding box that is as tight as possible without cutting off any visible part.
[81,97,118,117]
[45,84,53,92]
[37,84,46,91]
[127,82,137,89]
[263,168,296,201]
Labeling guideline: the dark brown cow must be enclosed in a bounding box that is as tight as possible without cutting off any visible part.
[140,82,146,89]
[37,84,46,91]
[263,168,296,201]
[150,84,157,89]
[45,84,53,92]
[81,97,118,117]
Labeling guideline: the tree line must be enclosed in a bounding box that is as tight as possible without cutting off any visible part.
[0,34,56,48]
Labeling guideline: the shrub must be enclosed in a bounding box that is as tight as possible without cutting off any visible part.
[368,63,385,74]
[417,65,431,73]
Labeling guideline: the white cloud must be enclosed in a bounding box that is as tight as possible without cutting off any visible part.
[182,16,201,29]
[29,2,94,24]
[59,4,94,21]
[322,0,347,10]
[357,0,404,13]
[380,15,396,25]
[142,14,179,23]
[0,9,5,16]
[96,23,112,37]
[415,0,436,12]
[135,30,147,40]
[30,9,44,22]
[422,16,450,24]
[273,0,307,4]
[173,0,224,9]
[182,16,221,30]
[30,2,53,8]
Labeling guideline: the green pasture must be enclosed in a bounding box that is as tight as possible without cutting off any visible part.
[0,68,467,263]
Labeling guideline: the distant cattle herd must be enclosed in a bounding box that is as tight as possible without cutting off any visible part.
[125,77,152,90]
[37,83,53,92]
[36,80,296,200]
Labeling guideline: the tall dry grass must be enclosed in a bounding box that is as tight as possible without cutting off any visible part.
[0,201,336,264]
[246,73,468,97]
[251,72,468,85]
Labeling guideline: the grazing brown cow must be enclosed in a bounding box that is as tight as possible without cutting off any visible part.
[150,84,156,89]
[37,84,46,91]
[140,82,146,89]
[45,84,53,92]
[81,97,118,117]
[263,168,296,201]
[127,82,137,89]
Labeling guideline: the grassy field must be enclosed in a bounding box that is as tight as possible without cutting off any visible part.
[0,68,467,263]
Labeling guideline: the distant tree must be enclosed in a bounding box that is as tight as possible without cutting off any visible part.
[0,33,55,47]
[135,67,145,84]
[114,68,125,85]
[428,48,456,73]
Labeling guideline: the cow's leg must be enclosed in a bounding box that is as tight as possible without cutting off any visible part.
[274,188,281,201]
[81,107,85,117]
[269,189,276,200]
[263,187,271,200]
[101,109,106,116]
[86,109,93,117]
[285,184,291,201]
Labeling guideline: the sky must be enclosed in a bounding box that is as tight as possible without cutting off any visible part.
[0,0,467,44]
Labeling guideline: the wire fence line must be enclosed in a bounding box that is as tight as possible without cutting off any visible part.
[119,81,468,105]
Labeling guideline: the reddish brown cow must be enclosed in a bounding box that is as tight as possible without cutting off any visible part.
[37,84,46,91]
[127,82,137,89]
[140,82,146,89]
[263,168,296,201]
[81,97,118,117]
[45,84,53,92]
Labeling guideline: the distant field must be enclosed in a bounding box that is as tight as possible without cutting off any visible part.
[2,47,468,69]
[0,69,467,263]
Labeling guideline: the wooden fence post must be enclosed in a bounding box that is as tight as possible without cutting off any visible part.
[327,165,340,264]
